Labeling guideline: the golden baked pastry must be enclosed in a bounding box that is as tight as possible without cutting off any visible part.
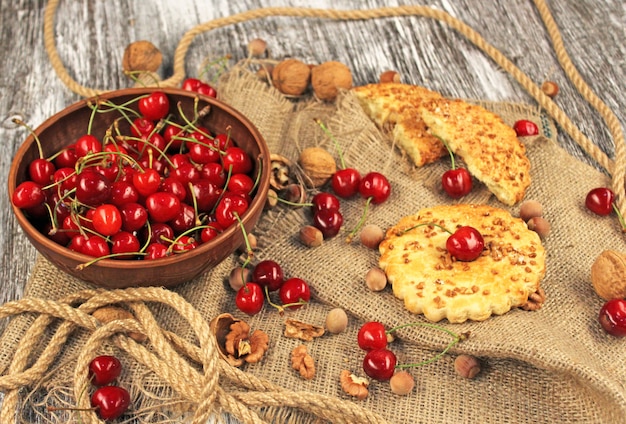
[379,204,546,323]
[418,98,531,205]
[352,83,447,166]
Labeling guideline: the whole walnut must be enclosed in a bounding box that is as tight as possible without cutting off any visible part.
[298,147,337,188]
[122,40,163,73]
[272,59,311,96]
[311,61,353,102]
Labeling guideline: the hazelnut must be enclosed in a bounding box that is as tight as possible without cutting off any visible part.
[228,266,252,291]
[311,61,353,102]
[247,38,268,57]
[527,216,551,238]
[541,81,559,98]
[379,70,401,84]
[359,224,385,249]
[454,354,481,379]
[325,308,348,334]
[365,267,387,292]
[298,147,337,188]
[519,200,543,222]
[590,250,626,300]
[272,59,311,96]
[122,40,163,73]
[299,225,324,248]
[389,371,415,395]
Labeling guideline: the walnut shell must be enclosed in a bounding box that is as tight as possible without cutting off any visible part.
[311,61,353,102]
[298,147,336,188]
[591,250,626,300]
[210,313,245,367]
[272,59,311,96]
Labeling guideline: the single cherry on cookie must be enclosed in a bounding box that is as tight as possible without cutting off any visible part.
[446,226,485,261]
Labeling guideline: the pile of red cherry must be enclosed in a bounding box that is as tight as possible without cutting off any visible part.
[88,355,130,421]
[47,355,130,421]
[235,259,311,316]
[12,85,260,262]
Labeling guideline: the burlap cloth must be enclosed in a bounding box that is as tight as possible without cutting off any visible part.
[1,65,625,424]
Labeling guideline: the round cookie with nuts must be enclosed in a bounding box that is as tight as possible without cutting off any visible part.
[379,204,546,323]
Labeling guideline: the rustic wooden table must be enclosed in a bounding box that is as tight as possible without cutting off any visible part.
[0,0,623,422]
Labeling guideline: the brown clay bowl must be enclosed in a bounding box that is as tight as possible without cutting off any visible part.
[8,87,270,289]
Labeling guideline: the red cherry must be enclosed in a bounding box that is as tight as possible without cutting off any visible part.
[138,91,170,121]
[215,193,249,228]
[75,170,112,207]
[54,144,77,168]
[312,209,343,239]
[111,231,141,258]
[359,172,391,204]
[252,260,284,291]
[53,167,78,193]
[331,168,361,198]
[74,134,102,158]
[513,119,539,137]
[222,146,252,174]
[201,162,227,186]
[227,173,255,195]
[446,226,485,261]
[235,283,265,315]
[161,177,188,202]
[311,192,340,213]
[362,348,397,381]
[442,168,473,198]
[200,223,223,243]
[88,355,123,386]
[598,298,626,337]
[92,204,123,236]
[144,243,169,260]
[171,235,199,253]
[585,187,614,216]
[28,158,56,185]
[143,222,174,245]
[168,203,196,233]
[110,181,139,207]
[12,181,46,209]
[357,321,387,351]
[181,78,203,92]
[130,116,155,137]
[278,277,310,309]
[82,235,111,258]
[197,83,217,98]
[90,385,131,421]
[119,202,148,232]
[145,192,181,223]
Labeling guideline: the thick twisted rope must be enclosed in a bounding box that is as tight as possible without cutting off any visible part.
[0,288,390,424]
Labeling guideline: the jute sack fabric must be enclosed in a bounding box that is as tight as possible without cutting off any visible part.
[0,65,625,424]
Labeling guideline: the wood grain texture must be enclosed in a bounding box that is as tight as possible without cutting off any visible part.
[0,0,623,421]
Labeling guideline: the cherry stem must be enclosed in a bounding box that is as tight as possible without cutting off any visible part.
[611,202,626,232]
[13,118,45,159]
[387,322,470,370]
[234,212,254,265]
[436,135,456,170]
[346,196,372,243]
[267,192,312,208]
[199,54,232,84]
[400,222,452,235]
[314,118,347,169]
[264,285,286,315]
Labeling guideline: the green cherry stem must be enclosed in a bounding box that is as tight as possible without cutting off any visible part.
[314,118,347,169]
[436,135,457,170]
[387,322,470,370]
[611,202,626,232]
[399,222,452,235]
[346,196,372,243]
